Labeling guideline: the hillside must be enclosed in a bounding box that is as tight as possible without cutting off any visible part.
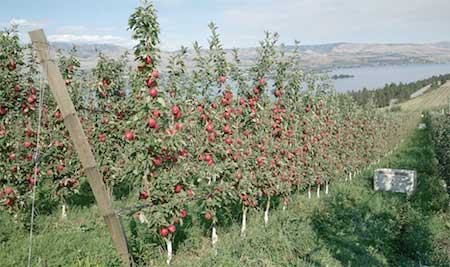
[51,41,450,70]
[399,81,450,111]
[349,74,450,107]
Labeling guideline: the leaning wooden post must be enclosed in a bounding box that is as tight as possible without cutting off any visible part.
[29,29,132,267]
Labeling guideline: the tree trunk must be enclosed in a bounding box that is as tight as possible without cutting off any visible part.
[240,206,247,237]
[212,223,218,255]
[264,195,270,226]
[166,238,172,266]
[211,225,219,247]
[316,184,321,198]
[308,184,311,199]
[325,181,329,195]
[61,202,68,221]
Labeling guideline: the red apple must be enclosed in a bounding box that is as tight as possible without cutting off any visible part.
[146,78,155,88]
[27,97,36,104]
[8,61,16,71]
[218,76,226,83]
[180,209,187,218]
[148,118,157,128]
[259,78,266,86]
[149,88,158,97]
[53,111,61,119]
[160,228,169,237]
[174,184,182,193]
[145,55,152,65]
[4,187,13,195]
[139,191,149,199]
[168,224,176,233]
[58,164,65,172]
[124,131,134,141]
[171,105,180,115]
[223,125,231,134]
[152,110,161,118]
[175,123,183,130]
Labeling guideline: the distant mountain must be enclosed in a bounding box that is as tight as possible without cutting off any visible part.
[52,42,129,68]
[51,41,450,70]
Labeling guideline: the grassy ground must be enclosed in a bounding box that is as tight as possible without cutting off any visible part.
[398,81,450,111]
[1,126,449,267]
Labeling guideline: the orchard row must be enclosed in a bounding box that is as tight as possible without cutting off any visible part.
[0,1,418,263]
[428,106,450,191]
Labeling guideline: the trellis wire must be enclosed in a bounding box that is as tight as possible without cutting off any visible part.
[27,43,52,267]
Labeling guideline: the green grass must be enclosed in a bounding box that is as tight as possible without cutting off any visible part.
[1,126,449,267]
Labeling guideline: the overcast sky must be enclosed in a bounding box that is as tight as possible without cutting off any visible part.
[1,0,449,50]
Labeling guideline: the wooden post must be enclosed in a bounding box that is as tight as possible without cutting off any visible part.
[29,29,132,267]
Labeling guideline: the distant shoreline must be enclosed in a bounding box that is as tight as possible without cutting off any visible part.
[322,61,450,72]
[331,74,354,80]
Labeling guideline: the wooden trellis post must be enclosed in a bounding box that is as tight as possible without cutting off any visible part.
[29,29,132,267]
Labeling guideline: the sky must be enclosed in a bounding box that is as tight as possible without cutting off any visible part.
[1,0,449,50]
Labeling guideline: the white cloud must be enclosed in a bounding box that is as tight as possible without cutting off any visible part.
[47,34,136,47]
[8,19,46,28]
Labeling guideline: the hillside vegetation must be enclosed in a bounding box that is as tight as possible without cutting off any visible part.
[398,81,450,111]
[348,74,450,108]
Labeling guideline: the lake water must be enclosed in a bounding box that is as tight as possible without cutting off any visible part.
[329,63,450,92]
